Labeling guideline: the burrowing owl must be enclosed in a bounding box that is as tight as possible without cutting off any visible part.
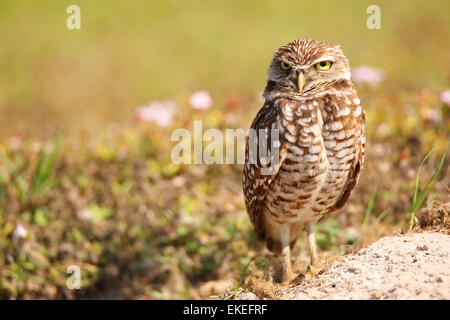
[242,39,365,281]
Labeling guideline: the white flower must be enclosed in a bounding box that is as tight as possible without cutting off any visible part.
[13,223,28,239]
[77,208,93,220]
[134,100,178,127]
[172,176,186,187]
[189,91,212,110]
[439,90,450,105]
[352,66,385,86]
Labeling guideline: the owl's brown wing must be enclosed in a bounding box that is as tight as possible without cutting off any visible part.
[332,101,366,211]
[242,101,287,242]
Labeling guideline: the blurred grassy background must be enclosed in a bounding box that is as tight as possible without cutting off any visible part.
[0,0,449,136]
[0,1,449,300]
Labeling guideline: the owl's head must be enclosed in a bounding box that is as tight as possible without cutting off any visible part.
[265,39,351,100]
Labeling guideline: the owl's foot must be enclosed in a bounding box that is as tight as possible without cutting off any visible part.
[281,248,295,283]
[281,269,296,284]
[289,265,319,285]
[280,226,295,283]
[306,264,318,276]
[306,223,319,266]
[289,273,305,285]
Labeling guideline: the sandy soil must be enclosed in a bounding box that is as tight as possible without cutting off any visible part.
[239,232,450,300]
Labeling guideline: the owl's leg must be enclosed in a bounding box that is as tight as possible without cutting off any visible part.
[306,222,318,275]
[280,226,294,282]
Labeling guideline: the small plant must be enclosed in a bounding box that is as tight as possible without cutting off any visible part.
[0,147,29,202]
[0,135,63,203]
[361,179,379,234]
[409,142,448,231]
[32,135,63,194]
[0,168,7,202]
[90,203,113,221]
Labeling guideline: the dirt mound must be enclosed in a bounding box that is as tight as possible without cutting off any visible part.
[240,232,450,300]
[416,201,449,231]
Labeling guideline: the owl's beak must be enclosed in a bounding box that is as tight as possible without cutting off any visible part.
[297,72,306,93]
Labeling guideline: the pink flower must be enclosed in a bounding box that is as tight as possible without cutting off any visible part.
[439,90,450,105]
[422,109,442,123]
[352,66,385,86]
[134,100,177,127]
[13,223,27,239]
[10,136,22,151]
[189,91,212,109]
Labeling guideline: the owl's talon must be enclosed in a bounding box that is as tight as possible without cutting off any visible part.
[289,273,305,285]
[307,265,318,276]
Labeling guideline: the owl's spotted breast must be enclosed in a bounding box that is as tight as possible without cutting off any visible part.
[265,91,365,228]
[243,89,365,254]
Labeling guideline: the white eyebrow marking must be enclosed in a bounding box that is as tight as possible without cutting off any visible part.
[311,56,336,64]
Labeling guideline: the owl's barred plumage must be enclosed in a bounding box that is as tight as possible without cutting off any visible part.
[242,39,366,281]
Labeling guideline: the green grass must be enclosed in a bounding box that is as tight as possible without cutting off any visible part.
[0,147,29,202]
[361,179,379,233]
[0,117,447,299]
[0,135,62,203]
[409,142,448,230]
[316,219,357,251]
[32,135,63,194]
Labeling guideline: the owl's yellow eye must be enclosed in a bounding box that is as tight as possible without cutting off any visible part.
[315,61,332,70]
[280,61,291,70]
